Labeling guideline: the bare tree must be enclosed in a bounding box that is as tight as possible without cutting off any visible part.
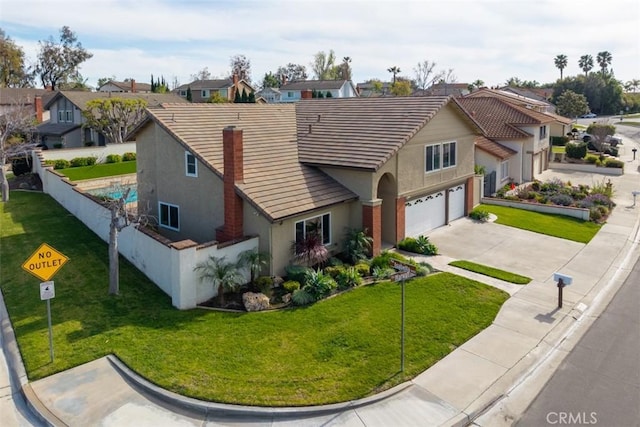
[413,60,443,91]
[275,63,308,84]
[230,54,251,83]
[0,99,37,202]
[190,67,211,81]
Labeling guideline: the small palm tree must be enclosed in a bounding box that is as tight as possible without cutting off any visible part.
[387,66,401,84]
[238,249,270,283]
[554,54,568,80]
[578,54,594,77]
[596,51,612,75]
[194,255,243,306]
[343,228,373,264]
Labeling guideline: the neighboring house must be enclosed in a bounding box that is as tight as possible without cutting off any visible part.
[278,80,358,102]
[98,80,152,93]
[499,86,553,104]
[356,81,392,97]
[133,96,483,276]
[457,96,555,189]
[255,87,281,103]
[173,75,254,103]
[473,135,518,195]
[36,91,188,149]
[423,83,471,97]
[0,87,55,123]
[466,87,553,113]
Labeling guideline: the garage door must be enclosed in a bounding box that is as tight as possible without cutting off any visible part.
[448,184,466,221]
[533,153,541,178]
[405,190,446,237]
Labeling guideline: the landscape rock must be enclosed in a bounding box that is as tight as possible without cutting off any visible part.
[242,292,270,312]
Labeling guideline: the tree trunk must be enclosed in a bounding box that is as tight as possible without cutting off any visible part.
[1,163,9,202]
[109,206,120,295]
[218,284,225,306]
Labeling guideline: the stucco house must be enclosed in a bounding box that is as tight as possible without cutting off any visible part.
[98,79,152,93]
[133,96,483,276]
[278,80,358,103]
[174,75,254,103]
[0,87,55,123]
[457,96,555,190]
[36,91,188,149]
[255,87,281,103]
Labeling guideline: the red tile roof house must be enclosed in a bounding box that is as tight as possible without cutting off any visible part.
[132,96,484,277]
[457,96,556,189]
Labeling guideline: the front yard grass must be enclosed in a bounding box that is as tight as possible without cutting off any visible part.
[1,192,509,406]
[449,260,532,284]
[58,161,136,181]
[478,204,601,244]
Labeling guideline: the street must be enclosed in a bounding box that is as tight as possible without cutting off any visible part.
[516,256,640,426]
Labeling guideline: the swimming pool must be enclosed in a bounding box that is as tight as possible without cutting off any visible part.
[87,184,137,203]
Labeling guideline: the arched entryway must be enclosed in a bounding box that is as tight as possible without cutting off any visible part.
[376,173,397,246]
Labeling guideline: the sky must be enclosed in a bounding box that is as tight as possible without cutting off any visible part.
[1,0,639,90]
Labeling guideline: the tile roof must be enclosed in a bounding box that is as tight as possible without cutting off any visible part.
[457,97,553,140]
[280,80,352,91]
[295,96,479,170]
[466,88,551,109]
[46,91,188,110]
[175,79,233,91]
[102,80,153,92]
[474,136,517,160]
[146,103,358,222]
[542,111,573,125]
[0,88,56,106]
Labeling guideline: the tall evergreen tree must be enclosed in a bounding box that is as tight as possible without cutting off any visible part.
[186,86,192,102]
[326,91,333,98]
[234,88,241,103]
[241,88,248,103]
[248,91,256,103]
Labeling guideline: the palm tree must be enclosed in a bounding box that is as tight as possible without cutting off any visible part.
[238,248,270,284]
[341,56,352,80]
[343,228,373,264]
[626,79,640,93]
[596,51,612,75]
[578,55,594,76]
[470,79,485,91]
[554,54,568,80]
[387,66,401,84]
[194,255,243,306]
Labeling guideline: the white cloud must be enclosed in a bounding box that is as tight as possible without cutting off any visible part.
[2,0,638,88]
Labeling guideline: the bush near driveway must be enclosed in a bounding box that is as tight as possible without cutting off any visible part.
[1,192,508,406]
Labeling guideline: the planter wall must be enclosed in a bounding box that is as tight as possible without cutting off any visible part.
[481,197,590,221]
[550,161,623,176]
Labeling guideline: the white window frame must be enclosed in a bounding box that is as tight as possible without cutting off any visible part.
[66,110,73,122]
[287,91,294,98]
[58,110,64,122]
[294,213,331,246]
[539,125,547,140]
[201,89,209,98]
[500,161,509,181]
[158,202,180,231]
[442,141,457,169]
[426,141,457,172]
[185,151,197,177]
[179,90,187,97]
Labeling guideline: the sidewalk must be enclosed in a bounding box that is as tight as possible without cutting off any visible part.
[2,132,639,426]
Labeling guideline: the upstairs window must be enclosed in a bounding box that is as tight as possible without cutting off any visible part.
[185,152,197,177]
[426,141,457,172]
[539,125,547,139]
[425,144,441,172]
[159,202,180,231]
[442,141,457,168]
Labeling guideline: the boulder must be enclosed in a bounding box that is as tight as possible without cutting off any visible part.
[242,292,270,312]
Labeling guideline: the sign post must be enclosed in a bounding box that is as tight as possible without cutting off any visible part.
[22,244,69,363]
[392,260,416,372]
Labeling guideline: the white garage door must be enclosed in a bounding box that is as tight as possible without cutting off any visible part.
[448,184,466,221]
[533,153,542,178]
[405,191,446,237]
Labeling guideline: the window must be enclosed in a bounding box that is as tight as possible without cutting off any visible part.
[295,213,331,246]
[539,125,547,139]
[426,142,456,172]
[442,142,457,168]
[500,161,509,181]
[201,90,209,98]
[159,202,179,231]
[66,110,73,122]
[179,90,187,97]
[58,110,64,122]
[287,91,294,98]
[185,152,197,177]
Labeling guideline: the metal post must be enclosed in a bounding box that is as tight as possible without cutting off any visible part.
[557,278,564,309]
[401,278,405,372]
[47,299,54,362]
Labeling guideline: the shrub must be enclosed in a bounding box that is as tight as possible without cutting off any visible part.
[324,265,346,278]
[585,154,599,164]
[291,288,314,306]
[551,136,569,146]
[335,267,363,289]
[603,158,624,169]
[469,208,490,222]
[416,262,432,276]
[122,152,136,162]
[596,205,609,217]
[474,164,486,175]
[354,262,370,277]
[84,141,95,147]
[53,143,63,149]
[284,265,312,286]
[342,228,373,264]
[370,251,395,270]
[549,193,574,206]
[53,159,70,169]
[326,257,344,267]
[589,207,602,221]
[70,156,98,167]
[106,154,122,163]
[530,181,541,191]
[302,269,337,301]
[565,143,587,159]
[254,276,273,293]
[282,280,300,293]
[604,147,619,157]
[586,123,615,137]
[397,236,438,255]
[372,266,394,282]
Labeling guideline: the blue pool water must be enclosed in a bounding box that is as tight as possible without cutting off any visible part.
[88,185,137,203]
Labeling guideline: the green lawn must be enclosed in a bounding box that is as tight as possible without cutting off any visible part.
[449,260,532,284]
[478,204,601,244]
[552,146,565,154]
[58,161,136,181]
[1,191,508,406]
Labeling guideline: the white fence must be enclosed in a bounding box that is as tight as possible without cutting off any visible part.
[40,142,137,163]
[31,150,258,309]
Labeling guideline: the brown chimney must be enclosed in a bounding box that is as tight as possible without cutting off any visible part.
[34,96,43,123]
[45,85,53,91]
[130,79,136,93]
[232,73,239,86]
[217,126,244,242]
[301,89,312,99]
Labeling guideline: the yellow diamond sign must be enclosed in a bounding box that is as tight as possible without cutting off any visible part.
[22,243,69,282]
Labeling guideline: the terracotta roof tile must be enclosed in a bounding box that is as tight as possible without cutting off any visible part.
[474,136,517,160]
[295,96,463,170]
[146,103,357,221]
